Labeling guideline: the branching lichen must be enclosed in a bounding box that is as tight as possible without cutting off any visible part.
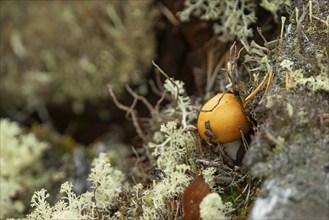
[88,153,125,209]
[26,153,124,219]
[199,193,225,220]
[177,0,257,41]
[260,0,291,15]
[162,79,197,128]
[142,164,191,219]
[177,0,294,41]
[141,120,197,219]
[150,121,195,173]
[0,118,48,219]
[280,56,329,92]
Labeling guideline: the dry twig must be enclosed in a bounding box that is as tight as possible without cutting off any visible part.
[108,84,148,143]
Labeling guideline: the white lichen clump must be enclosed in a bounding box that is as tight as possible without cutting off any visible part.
[202,167,217,190]
[163,79,197,128]
[150,121,195,172]
[199,193,226,220]
[143,121,195,219]
[177,0,257,41]
[280,57,329,92]
[142,164,191,219]
[178,0,292,41]
[0,118,48,219]
[139,79,199,219]
[88,153,125,209]
[260,0,291,14]
[26,153,124,219]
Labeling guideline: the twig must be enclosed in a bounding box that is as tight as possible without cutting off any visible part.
[244,175,252,206]
[295,6,310,63]
[239,127,249,151]
[152,60,180,103]
[149,79,163,96]
[196,158,232,172]
[264,129,286,148]
[206,48,230,92]
[155,91,167,113]
[126,85,155,114]
[131,146,141,166]
[244,72,269,107]
[124,96,138,120]
[153,61,179,93]
[207,49,214,85]
[233,182,249,203]
[108,84,148,143]
[311,15,328,26]
[157,2,180,26]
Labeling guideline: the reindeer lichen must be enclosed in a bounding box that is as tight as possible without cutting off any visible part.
[26,153,124,219]
[199,193,226,220]
[0,118,48,219]
[177,0,257,41]
[162,79,197,128]
[260,0,291,14]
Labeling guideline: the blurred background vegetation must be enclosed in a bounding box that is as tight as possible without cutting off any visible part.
[1,1,159,144]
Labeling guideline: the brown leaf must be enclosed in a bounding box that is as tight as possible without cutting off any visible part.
[182,173,211,220]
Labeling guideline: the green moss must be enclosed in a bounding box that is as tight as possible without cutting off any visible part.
[220,188,240,204]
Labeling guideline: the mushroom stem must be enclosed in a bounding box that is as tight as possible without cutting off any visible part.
[223,139,242,160]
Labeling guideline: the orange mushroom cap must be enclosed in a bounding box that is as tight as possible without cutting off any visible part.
[197,93,251,143]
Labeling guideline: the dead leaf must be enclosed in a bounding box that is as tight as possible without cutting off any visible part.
[182,173,211,220]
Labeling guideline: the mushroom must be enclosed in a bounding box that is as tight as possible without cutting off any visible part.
[197,93,251,159]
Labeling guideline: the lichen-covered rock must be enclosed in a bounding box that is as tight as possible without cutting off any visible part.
[244,0,329,219]
[250,175,329,219]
